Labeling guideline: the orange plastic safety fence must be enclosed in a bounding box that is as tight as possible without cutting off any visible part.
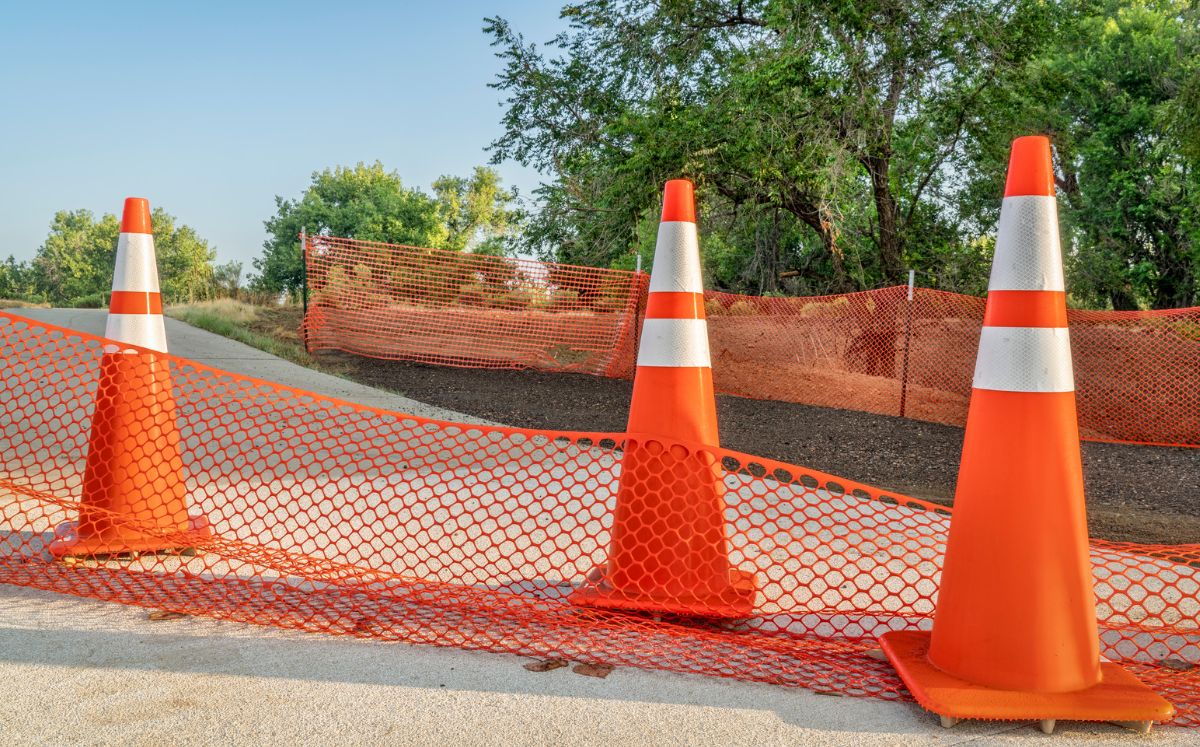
[303,237,1200,448]
[303,235,646,378]
[706,287,1200,448]
[2,311,1198,724]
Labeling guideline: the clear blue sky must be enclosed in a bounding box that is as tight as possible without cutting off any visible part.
[0,1,564,268]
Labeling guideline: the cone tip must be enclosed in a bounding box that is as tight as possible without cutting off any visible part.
[661,179,696,223]
[1004,136,1055,197]
[121,197,152,234]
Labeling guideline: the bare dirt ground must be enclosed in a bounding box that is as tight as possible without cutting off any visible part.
[254,306,1200,545]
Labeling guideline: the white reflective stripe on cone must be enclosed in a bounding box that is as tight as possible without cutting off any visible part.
[105,314,169,353]
[648,222,703,294]
[972,326,1074,393]
[989,195,1065,292]
[113,233,162,293]
[637,318,711,367]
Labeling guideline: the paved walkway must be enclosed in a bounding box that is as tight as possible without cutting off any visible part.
[0,308,1191,745]
[6,308,486,424]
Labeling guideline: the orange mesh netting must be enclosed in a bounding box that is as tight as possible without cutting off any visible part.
[2,311,1198,724]
[705,287,1200,448]
[304,235,646,379]
[303,236,1200,448]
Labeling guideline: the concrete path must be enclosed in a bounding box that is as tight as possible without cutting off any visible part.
[7,584,1190,747]
[0,308,1193,745]
[4,308,487,424]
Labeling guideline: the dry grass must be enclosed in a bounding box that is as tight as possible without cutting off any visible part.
[166,300,314,366]
[0,299,50,309]
[169,298,260,325]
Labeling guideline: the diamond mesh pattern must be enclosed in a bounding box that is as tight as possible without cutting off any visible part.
[1,311,1197,724]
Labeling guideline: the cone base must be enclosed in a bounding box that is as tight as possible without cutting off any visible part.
[879,631,1174,724]
[570,567,757,619]
[49,515,213,559]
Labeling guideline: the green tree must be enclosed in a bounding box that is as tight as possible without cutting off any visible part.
[31,207,217,305]
[432,166,522,255]
[152,208,217,304]
[1170,1,1200,160]
[254,163,448,295]
[964,0,1199,309]
[486,1,1050,293]
[33,210,121,304]
[0,256,39,301]
[212,260,243,298]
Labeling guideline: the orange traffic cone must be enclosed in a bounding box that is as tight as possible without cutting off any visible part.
[878,137,1172,732]
[571,179,756,618]
[50,198,211,558]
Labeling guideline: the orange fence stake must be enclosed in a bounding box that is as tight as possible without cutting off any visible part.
[878,137,1173,732]
[571,180,756,618]
[50,198,211,558]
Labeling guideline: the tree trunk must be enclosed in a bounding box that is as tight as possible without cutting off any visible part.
[1151,222,1197,309]
[863,153,904,283]
[1152,252,1196,309]
[822,226,851,292]
[1109,286,1141,311]
[749,212,782,294]
[782,193,852,292]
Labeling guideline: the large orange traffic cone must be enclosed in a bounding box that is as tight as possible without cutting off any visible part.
[878,137,1172,732]
[50,198,211,558]
[571,179,756,618]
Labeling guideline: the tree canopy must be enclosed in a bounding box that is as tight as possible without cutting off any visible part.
[486,0,1200,307]
[433,166,521,255]
[10,207,218,306]
[251,162,520,294]
[32,210,121,304]
[962,0,1199,309]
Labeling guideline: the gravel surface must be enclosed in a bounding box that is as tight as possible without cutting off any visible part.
[323,352,1200,545]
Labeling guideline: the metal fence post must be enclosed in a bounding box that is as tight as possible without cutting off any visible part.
[631,252,645,379]
[300,227,309,350]
[898,269,915,418]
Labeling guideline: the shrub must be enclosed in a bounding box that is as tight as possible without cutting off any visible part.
[455,282,487,308]
[69,291,108,308]
[312,265,392,309]
[550,288,580,312]
[589,276,636,313]
[796,296,851,318]
[727,299,757,316]
[492,288,532,310]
